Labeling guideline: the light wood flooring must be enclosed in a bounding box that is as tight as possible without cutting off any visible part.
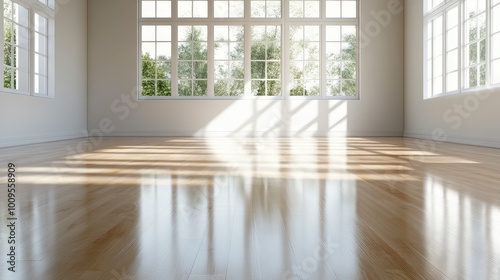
[1,137,500,280]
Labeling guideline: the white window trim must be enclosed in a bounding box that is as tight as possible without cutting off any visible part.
[424,0,500,99]
[138,0,359,100]
[0,0,55,98]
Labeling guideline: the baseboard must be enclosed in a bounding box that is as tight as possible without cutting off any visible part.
[0,131,89,148]
[106,131,404,137]
[404,132,500,149]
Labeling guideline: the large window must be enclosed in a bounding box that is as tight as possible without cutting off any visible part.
[424,0,500,98]
[139,0,359,99]
[1,0,55,97]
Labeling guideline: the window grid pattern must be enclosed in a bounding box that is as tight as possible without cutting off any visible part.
[34,13,48,95]
[289,0,320,18]
[325,0,357,18]
[289,25,320,96]
[325,25,357,96]
[178,0,208,17]
[250,0,281,18]
[2,0,55,97]
[251,25,281,96]
[424,0,500,98]
[214,25,244,96]
[3,1,29,92]
[445,6,460,92]
[214,0,244,18]
[178,25,208,96]
[141,25,172,96]
[138,0,359,99]
[463,0,487,88]
[142,0,172,18]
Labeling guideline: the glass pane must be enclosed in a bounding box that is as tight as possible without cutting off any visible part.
[142,42,156,59]
[178,80,192,96]
[193,1,208,17]
[214,1,229,17]
[493,5,500,34]
[304,1,319,17]
[142,61,156,79]
[142,26,156,41]
[157,1,171,17]
[142,80,156,96]
[157,26,171,41]
[342,1,356,18]
[157,80,171,96]
[178,1,193,17]
[492,34,500,59]
[229,1,244,18]
[326,1,340,18]
[446,71,458,92]
[157,42,171,59]
[35,14,47,34]
[446,49,458,72]
[35,54,46,75]
[251,0,281,18]
[492,60,500,84]
[142,1,156,17]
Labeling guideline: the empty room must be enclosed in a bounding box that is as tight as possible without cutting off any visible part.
[1,0,500,279]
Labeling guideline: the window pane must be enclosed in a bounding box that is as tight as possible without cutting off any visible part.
[492,34,500,59]
[251,0,281,18]
[141,25,172,96]
[250,25,281,96]
[157,1,171,17]
[493,5,500,34]
[492,60,500,84]
[289,25,320,96]
[214,25,244,97]
[215,0,244,18]
[178,26,208,96]
[290,1,320,18]
[179,0,208,17]
[142,1,156,17]
[326,25,357,96]
[35,14,48,34]
[326,0,356,18]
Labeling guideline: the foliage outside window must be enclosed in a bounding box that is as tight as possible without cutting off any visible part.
[424,0,500,98]
[139,0,358,99]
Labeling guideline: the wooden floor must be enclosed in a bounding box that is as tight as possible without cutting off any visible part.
[1,137,500,280]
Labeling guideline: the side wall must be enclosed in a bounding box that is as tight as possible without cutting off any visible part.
[0,0,88,148]
[405,0,500,148]
[88,0,404,137]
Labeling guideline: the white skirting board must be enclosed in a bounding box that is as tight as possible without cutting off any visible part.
[0,131,89,148]
[404,132,500,149]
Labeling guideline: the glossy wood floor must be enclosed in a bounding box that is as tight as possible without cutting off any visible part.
[1,137,500,280]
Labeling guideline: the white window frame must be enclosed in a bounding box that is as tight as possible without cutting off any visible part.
[138,0,359,100]
[0,0,55,98]
[424,0,500,99]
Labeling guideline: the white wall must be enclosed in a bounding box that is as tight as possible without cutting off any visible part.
[0,0,88,148]
[405,0,500,148]
[88,0,404,137]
